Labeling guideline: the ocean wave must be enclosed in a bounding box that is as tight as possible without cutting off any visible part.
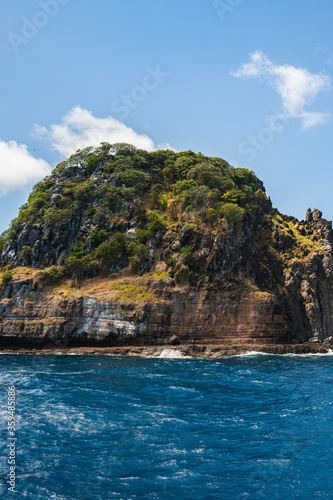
[282,350,333,357]
[218,349,333,358]
[236,351,274,357]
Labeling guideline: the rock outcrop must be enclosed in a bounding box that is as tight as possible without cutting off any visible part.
[0,144,333,349]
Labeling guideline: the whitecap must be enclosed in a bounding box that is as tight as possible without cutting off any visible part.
[283,351,333,357]
[237,351,273,357]
[169,385,198,392]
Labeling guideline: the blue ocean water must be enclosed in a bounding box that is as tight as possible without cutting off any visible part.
[0,353,333,499]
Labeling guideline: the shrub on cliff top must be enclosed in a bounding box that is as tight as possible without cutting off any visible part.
[117,169,150,194]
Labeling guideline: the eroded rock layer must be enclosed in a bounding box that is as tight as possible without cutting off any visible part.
[0,277,290,348]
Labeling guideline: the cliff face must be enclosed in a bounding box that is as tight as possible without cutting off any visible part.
[0,144,332,348]
[0,273,289,348]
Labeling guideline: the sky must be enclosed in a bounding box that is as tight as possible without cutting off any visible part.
[0,0,333,232]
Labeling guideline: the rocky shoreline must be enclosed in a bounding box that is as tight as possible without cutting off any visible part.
[0,343,331,358]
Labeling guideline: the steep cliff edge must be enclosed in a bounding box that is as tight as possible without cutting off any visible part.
[0,143,332,349]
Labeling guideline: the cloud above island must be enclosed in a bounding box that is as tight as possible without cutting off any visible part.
[0,107,174,196]
[231,50,331,129]
[32,106,170,157]
[0,139,51,195]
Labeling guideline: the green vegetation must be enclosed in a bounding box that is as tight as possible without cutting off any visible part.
[89,228,110,249]
[7,144,265,231]
[2,143,273,285]
[93,233,126,269]
[20,246,32,266]
[147,211,165,234]
[0,236,6,258]
[127,242,148,271]
[110,282,149,302]
[220,203,245,229]
[169,246,194,285]
[35,266,65,287]
[272,214,324,265]
[1,266,13,287]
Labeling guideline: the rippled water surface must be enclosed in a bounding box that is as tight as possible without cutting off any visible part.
[1,353,333,499]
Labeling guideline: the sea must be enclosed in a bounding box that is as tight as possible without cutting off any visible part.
[1,352,333,499]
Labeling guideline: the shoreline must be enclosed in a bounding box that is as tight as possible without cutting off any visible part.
[0,343,331,358]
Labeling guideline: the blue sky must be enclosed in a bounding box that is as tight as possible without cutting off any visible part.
[0,0,333,232]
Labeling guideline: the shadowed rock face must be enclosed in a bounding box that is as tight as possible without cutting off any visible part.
[0,144,333,348]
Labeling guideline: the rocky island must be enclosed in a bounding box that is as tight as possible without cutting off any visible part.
[0,143,332,357]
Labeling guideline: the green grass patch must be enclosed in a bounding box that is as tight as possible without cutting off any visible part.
[110,282,150,302]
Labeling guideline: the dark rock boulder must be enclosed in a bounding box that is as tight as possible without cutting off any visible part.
[313,208,323,222]
[305,208,313,222]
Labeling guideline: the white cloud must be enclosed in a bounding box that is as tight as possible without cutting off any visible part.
[0,139,51,195]
[231,50,331,129]
[32,106,164,157]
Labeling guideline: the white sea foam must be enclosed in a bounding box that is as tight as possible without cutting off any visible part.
[158,349,190,359]
[232,349,333,358]
[234,351,274,357]
[282,349,333,357]
[169,385,198,392]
